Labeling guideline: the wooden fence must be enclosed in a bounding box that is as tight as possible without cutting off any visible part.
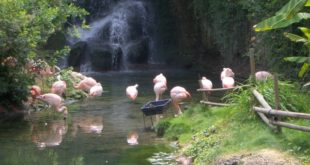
[196,52,310,132]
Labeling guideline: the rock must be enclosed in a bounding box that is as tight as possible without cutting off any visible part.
[89,43,122,71]
[126,37,149,64]
[68,41,88,70]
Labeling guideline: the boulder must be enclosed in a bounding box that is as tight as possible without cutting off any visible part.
[68,41,88,70]
[126,37,149,64]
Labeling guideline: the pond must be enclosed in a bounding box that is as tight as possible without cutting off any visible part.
[0,69,213,165]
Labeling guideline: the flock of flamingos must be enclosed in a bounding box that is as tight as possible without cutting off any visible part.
[28,65,272,121]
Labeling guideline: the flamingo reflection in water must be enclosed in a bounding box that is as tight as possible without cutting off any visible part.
[31,120,67,149]
[71,115,103,136]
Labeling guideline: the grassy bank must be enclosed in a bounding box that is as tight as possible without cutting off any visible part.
[156,80,310,164]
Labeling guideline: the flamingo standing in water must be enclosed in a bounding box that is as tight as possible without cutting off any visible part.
[36,93,68,119]
[74,77,97,93]
[126,84,138,101]
[89,83,103,97]
[170,86,191,116]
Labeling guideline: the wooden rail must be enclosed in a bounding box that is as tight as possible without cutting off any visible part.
[252,89,310,132]
[253,107,310,119]
[200,100,230,106]
[270,121,310,132]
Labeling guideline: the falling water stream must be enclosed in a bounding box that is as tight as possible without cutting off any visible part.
[0,69,209,165]
[69,0,154,71]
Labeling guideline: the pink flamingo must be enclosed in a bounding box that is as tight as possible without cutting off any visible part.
[255,71,272,81]
[89,83,103,97]
[220,68,235,80]
[51,76,67,96]
[170,86,191,115]
[74,77,97,93]
[154,81,167,101]
[200,77,213,90]
[126,84,139,101]
[36,93,68,119]
[153,73,167,85]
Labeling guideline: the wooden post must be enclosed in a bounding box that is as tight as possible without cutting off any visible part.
[273,74,281,132]
[249,48,256,84]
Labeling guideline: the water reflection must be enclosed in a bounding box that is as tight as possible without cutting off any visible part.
[127,131,139,145]
[31,120,67,149]
[0,70,201,164]
[72,114,103,136]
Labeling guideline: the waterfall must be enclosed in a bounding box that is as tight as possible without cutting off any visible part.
[68,0,154,72]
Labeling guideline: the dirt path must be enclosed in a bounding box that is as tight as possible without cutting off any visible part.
[215,149,303,165]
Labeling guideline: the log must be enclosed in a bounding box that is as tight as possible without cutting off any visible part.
[253,107,310,119]
[252,90,277,130]
[200,100,230,106]
[270,121,310,132]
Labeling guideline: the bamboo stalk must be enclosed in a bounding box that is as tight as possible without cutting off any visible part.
[270,121,310,132]
[200,100,230,106]
[253,107,310,119]
[252,89,277,130]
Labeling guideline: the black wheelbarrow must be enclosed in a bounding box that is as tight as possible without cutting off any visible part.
[140,99,171,128]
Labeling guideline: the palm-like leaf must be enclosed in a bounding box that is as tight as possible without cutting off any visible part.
[298,63,309,77]
[298,27,310,39]
[284,56,308,63]
[254,0,309,32]
[254,12,310,32]
[284,32,307,42]
[276,0,307,18]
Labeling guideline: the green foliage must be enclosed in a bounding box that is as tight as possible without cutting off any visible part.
[191,0,301,74]
[0,0,87,109]
[56,67,88,100]
[254,0,309,32]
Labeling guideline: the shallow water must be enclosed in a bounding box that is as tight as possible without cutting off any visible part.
[0,69,210,165]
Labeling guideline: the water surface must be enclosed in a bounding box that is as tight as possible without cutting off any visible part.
[0,70,208,165]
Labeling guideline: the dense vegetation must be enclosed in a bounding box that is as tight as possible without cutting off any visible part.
[163,0,308,79]
[0,0,87,110]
